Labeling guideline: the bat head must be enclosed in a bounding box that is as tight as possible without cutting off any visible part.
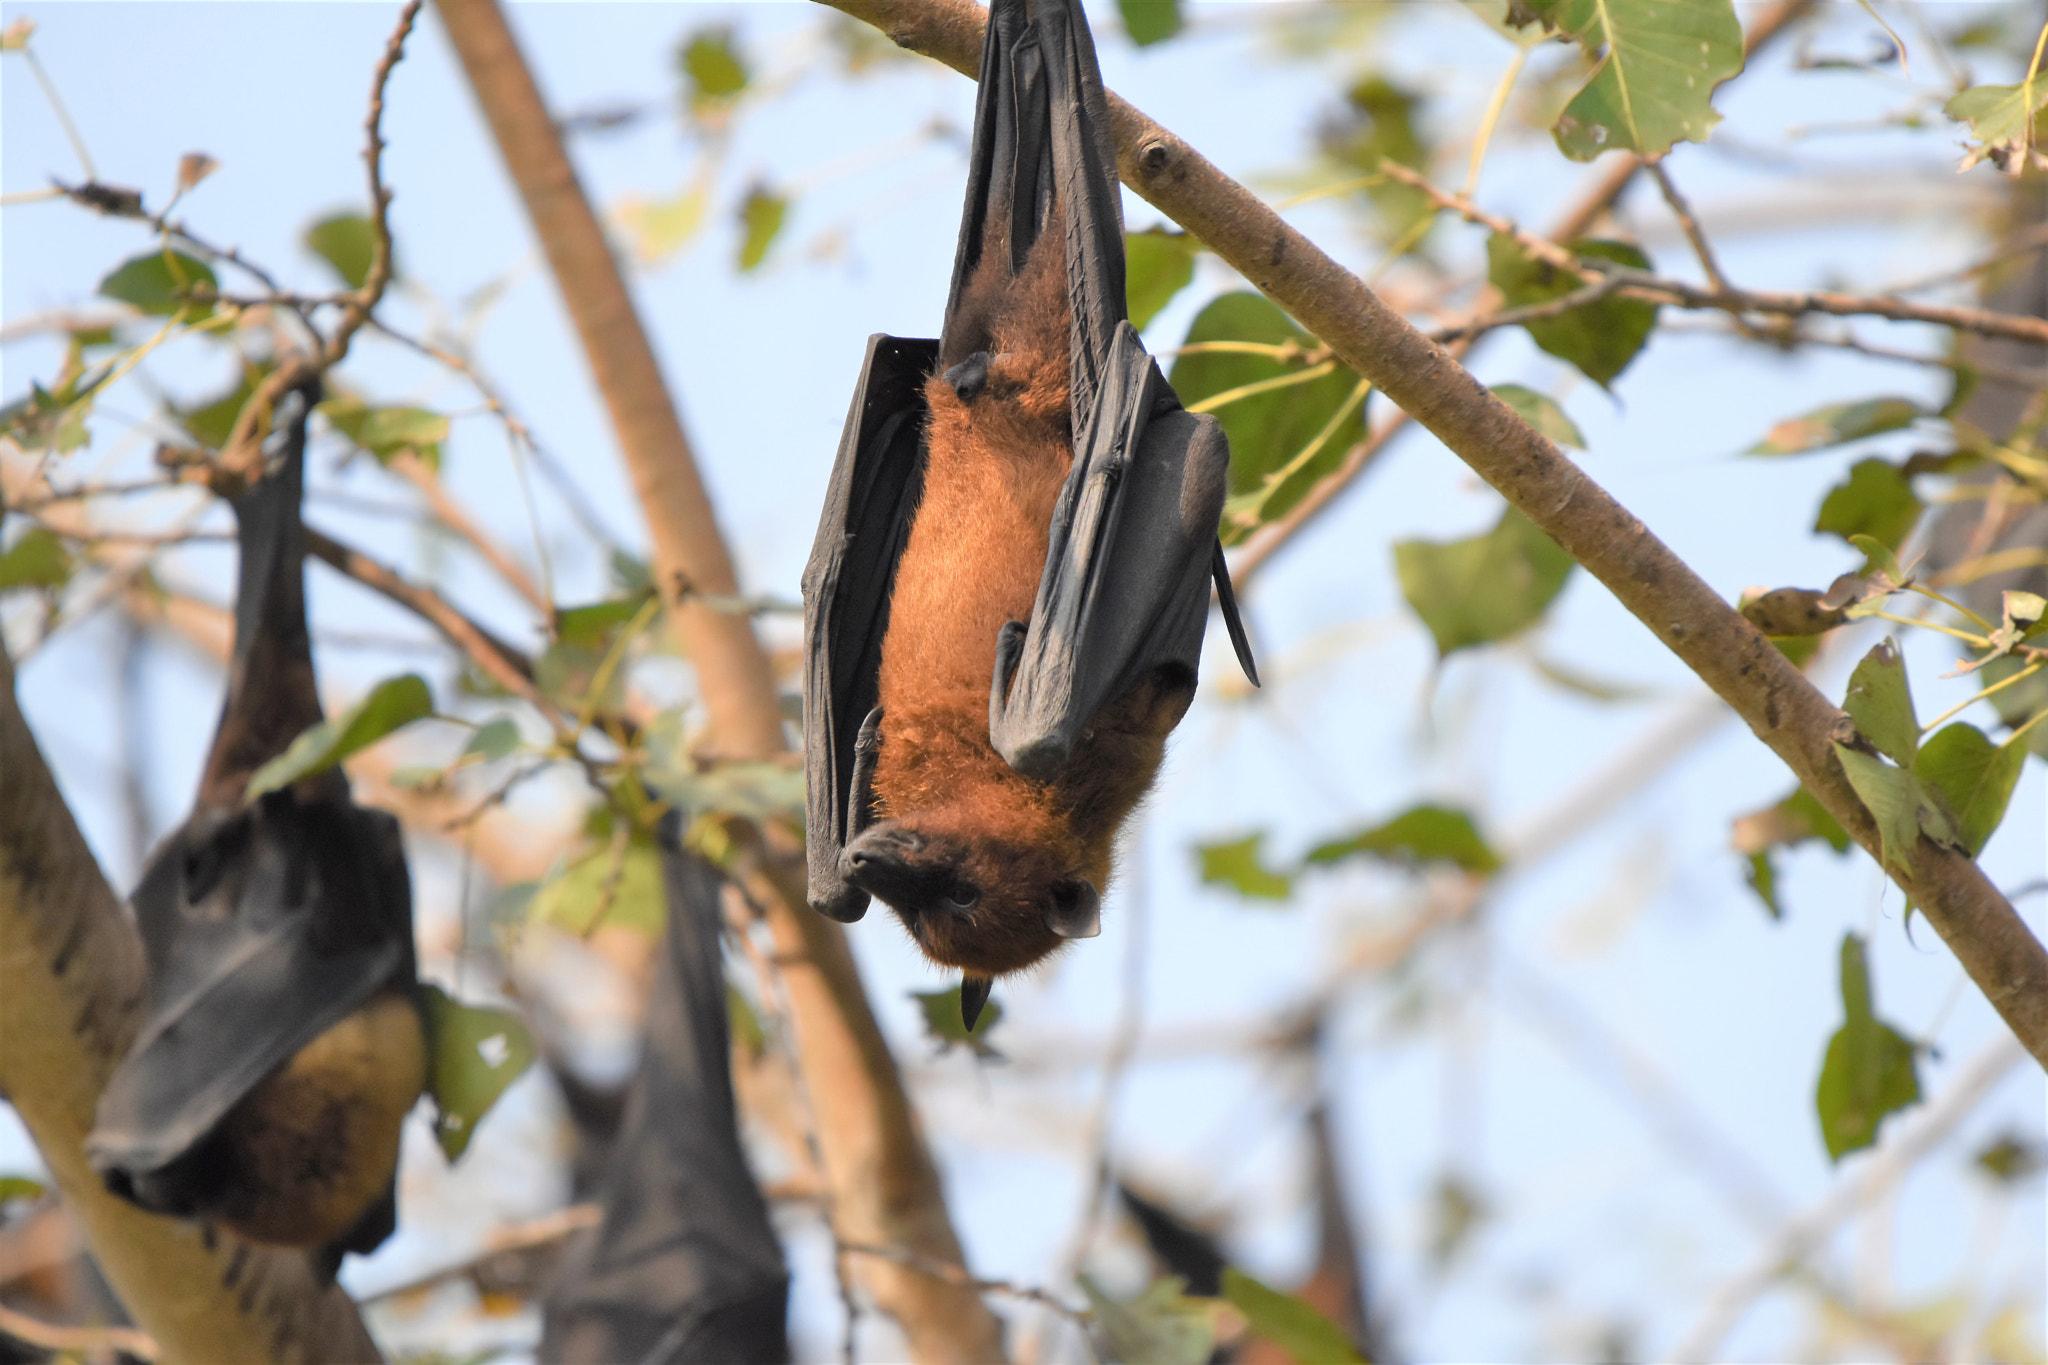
[839,814,1101,976]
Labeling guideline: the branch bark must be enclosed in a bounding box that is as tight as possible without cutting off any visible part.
[429,1,1005,1358]
[821,0,2048,1071]
[0,643,383,1365]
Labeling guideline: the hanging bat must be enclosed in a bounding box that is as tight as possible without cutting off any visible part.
[87,377,424,1278]
[541,815,789,1365]
[802,0,1256,1027]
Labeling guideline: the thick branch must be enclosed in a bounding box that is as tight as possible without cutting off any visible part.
[0,644,383,1364]
[430,1,1004,1357]
[823,0,2048,1071]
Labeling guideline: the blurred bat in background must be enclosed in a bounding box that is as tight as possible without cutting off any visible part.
[87,377,424,1279]
[540,813,789,1364]
[803,0,1256,1028]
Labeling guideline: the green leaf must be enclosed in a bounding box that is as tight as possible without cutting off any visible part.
[421,983,536,1162]
[319,392,449,470]
[1747,397,1926,456]
[1733,784,1854,857]
[1,381,96,455]
[245,674,434,799]
[1223,1268,1365,1365]
[1305,803,1503,875]
[1195,833,1294,901]
[1125,228,1197,331]
[1945,80,2048,173]
[1815,933,1921,1161]
[463,717,521,763]
[178,363,270,450]
[1972,1132,2047,1183]
[555,592,656,648]
[679,27,749,112]
[1394,505,1575,655]
[1486,235,1658,387]
[621,184,709,264]
[1081,1275,1214,1365]
[98,248,217,318]
[1744,849,1781,920]
[531,837,665,936]
[910,986,1003,1057]
[303,212,381,290]
[1914,723,2024,856]
[1512,0,1744,161]
[1843,640,1918,764]
[1833,743,1949,872]
[653,761,807,824]
[0,1175,48,1204]
[1120,0,1182,47]
[736,186,787,273]
[1168,292,1366,541]
[1815,459,1923,552]
[1318,74,1434,243]
[0,527,73,591]
[1491,383,1585,448]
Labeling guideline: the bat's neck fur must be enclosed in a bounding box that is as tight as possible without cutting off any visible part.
[872,207,1175,972]
[199,417,328,810]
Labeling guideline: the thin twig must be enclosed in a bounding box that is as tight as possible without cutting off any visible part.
[386,450,548,613]
[837,1241,1092,1328]
[355,1203,601,1305]
[1647,161,1733,293]
[323,0,420,370]
[0,1302,158,1363]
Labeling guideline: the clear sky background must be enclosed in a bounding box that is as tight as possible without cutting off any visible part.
[3,3,2043,1362]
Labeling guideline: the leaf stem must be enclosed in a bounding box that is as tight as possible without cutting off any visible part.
[1920,659,2045,733]
[1187,359,1339,414]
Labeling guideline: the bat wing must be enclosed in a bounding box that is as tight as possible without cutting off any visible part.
[801,332,938,922]
[88,792,413,1184]
[982,0,1255,778]
[541,814,789,1365]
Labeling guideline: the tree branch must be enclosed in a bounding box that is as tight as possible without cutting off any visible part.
[430,1,1005,1358]
[821,0,2048,1072]
[0,643,384,1364]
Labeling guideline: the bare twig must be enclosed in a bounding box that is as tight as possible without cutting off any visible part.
[322,0,419,370]
[838,1241,1091,1328]
[0,1302,158,1363]
[1648,160,1733,293]
[385,450,548,613]
[355,1202,601,1305]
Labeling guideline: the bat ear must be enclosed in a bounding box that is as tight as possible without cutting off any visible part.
[1044,879,1101,939]
[960,974,994,1031]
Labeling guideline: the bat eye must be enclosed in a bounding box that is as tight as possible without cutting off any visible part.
[946,884,981,911]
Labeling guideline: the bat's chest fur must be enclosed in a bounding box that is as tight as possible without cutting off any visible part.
[209,989,424,1247]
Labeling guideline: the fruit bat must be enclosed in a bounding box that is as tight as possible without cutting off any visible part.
[540,815,789,1365]
[87,377,424,1278]
[802,0,1256,1027]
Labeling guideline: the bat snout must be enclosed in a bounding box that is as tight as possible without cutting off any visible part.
[839,822,933,904]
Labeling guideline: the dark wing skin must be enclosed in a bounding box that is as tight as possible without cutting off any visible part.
[540,814,790,1365]
[86,378,422,1270]
[801,333,937,922]
[985,0,1256,781]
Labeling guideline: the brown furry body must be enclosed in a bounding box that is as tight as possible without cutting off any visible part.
[870,221,1190,978]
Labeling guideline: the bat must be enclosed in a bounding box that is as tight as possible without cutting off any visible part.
[802,0,1256,1027]
[86,377,424,1278]
[540,814,789,1365]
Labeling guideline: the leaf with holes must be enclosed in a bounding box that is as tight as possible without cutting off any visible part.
[1815,933,1920,1161]
[422,983,536,1162]
[1914,723,2025,856]
[1491,383,1584,448]
[1511,0,1744,161]
[1747,397,1926,455]
[245,674,433,799]
[1395,506,1575,656]
[1224,1269,1365,1365]
[1306,804,1502,875]
[1195,833,1293,901]
[1815,459,1922,552]
[1126,228,1197,331]
[1487,235,1658,387]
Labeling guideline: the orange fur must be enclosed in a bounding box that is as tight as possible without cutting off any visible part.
[868,214,1190,977]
